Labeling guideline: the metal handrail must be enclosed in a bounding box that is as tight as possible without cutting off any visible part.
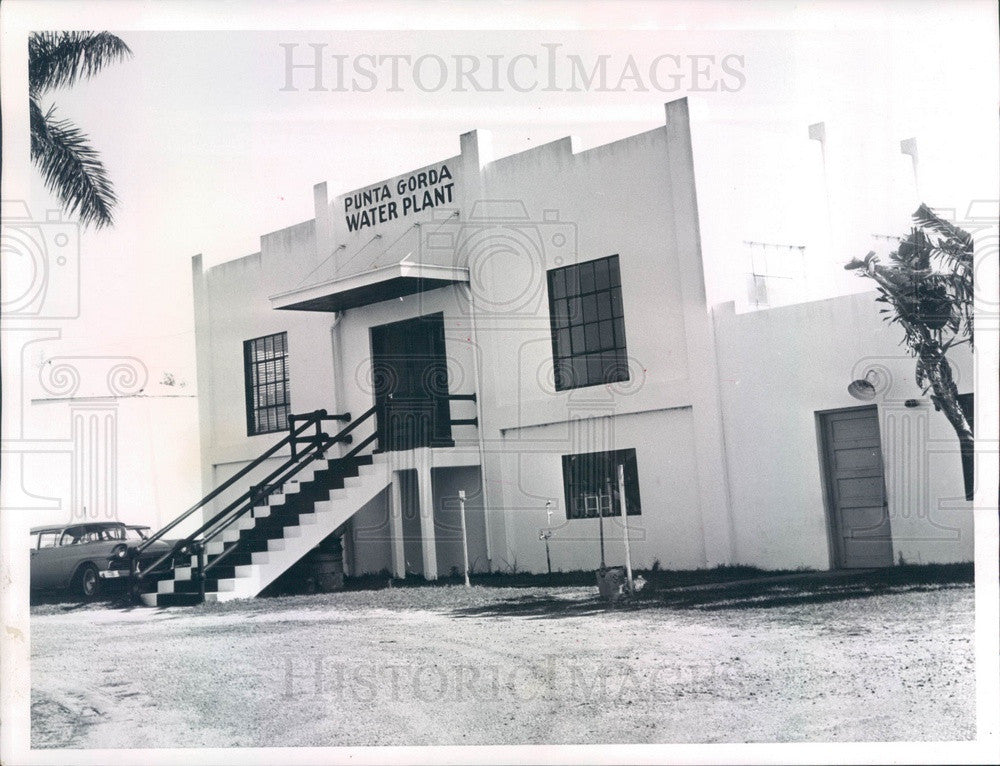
[132,406,376,583]
[135,438,331,579]
[199,409,379,577]
[132,395,474,597]
[445,392,478,428]
[134,408,333,556]
[201,442,330,576]
[194,440,326,549]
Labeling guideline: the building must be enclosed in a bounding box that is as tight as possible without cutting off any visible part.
[167,98,973,604]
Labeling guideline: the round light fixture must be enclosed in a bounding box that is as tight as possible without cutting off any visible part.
[847,370,880,401]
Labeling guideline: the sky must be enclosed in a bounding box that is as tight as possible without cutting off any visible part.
[7,3,999,380]
[2,0,998,526]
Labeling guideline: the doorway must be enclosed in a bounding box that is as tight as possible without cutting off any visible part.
[818,405,893,568]
[369,313,452,452]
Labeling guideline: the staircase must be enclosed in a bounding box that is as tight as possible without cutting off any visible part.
[130,407,386,607]
[139,453,390,606]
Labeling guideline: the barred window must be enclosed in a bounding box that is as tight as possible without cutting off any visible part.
[562,448,641,520]
[243,332,290,435]
[548,254,629,391]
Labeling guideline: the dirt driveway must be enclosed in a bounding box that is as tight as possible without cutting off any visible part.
[31,581,974,747]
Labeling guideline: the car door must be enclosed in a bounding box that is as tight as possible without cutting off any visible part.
[70,524,117,581]
[29,532,45,589]
[31,529,68,589]
[49,525,92,588]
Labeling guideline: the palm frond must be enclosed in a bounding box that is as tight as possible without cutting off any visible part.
[912,203,973,250]
[29,97,48,141]
[30,106,118,229]
[29,31,132,96]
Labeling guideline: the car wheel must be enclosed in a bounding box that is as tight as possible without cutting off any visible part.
[75,564,101,601]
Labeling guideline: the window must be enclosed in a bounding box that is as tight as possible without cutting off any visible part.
[60,526,86,546]
[548,255,629,391]
[244,332,290,435]
[103,525,128,541]
[562,448,641,520]
[36,531,58,549]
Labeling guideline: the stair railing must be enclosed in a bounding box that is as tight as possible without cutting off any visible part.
[199,420,383,579]
[445,392,478,428]
[130,406,377,588]
[133,392,475,599]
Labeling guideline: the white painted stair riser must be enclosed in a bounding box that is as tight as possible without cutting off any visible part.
[149,457,389,606]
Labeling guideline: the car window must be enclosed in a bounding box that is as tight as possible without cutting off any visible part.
[60,527,87,546]
[101,526,127,541]
[125,527,149,541]
[37,531,59,549]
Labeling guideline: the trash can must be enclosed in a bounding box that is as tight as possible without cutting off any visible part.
[311,535,344,592]
[596,566,626,601]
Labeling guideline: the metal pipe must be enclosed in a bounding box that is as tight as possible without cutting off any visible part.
[458,490,471,587]
[461,283,492,571]
[618,463,634,593]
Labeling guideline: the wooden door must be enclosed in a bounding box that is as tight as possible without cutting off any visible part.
[819,406,893,568]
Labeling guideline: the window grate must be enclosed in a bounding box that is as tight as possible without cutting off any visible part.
[243,332,290,435]
[562,448,641,520]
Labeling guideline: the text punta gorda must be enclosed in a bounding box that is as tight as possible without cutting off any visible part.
[344,165,454,232]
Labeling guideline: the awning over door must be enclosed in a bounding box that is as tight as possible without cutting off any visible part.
[269,262,469,313]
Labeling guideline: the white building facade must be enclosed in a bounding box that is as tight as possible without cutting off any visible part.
[190,98,974,583]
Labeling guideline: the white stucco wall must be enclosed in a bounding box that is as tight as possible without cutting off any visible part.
[713,293,974,569]
[190,97,974,577]
[495,407,703,573]
[463,99,733,571]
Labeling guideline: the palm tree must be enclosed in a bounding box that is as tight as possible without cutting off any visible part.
[845,203,975,499]
[29,32,132,229]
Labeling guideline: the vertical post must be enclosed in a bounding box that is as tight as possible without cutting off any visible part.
[389,471,406,579]
[544,500,553,576]
[458,490,471,588]
[417,452,438,580]
[618,463,634,593]
[599,481,608,570]
[196,542,207,601]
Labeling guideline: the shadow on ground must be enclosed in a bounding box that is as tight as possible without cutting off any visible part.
[30,582,135,612]
[449,564,974,620]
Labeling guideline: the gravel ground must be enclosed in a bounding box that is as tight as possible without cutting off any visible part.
[30,581,975,747]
